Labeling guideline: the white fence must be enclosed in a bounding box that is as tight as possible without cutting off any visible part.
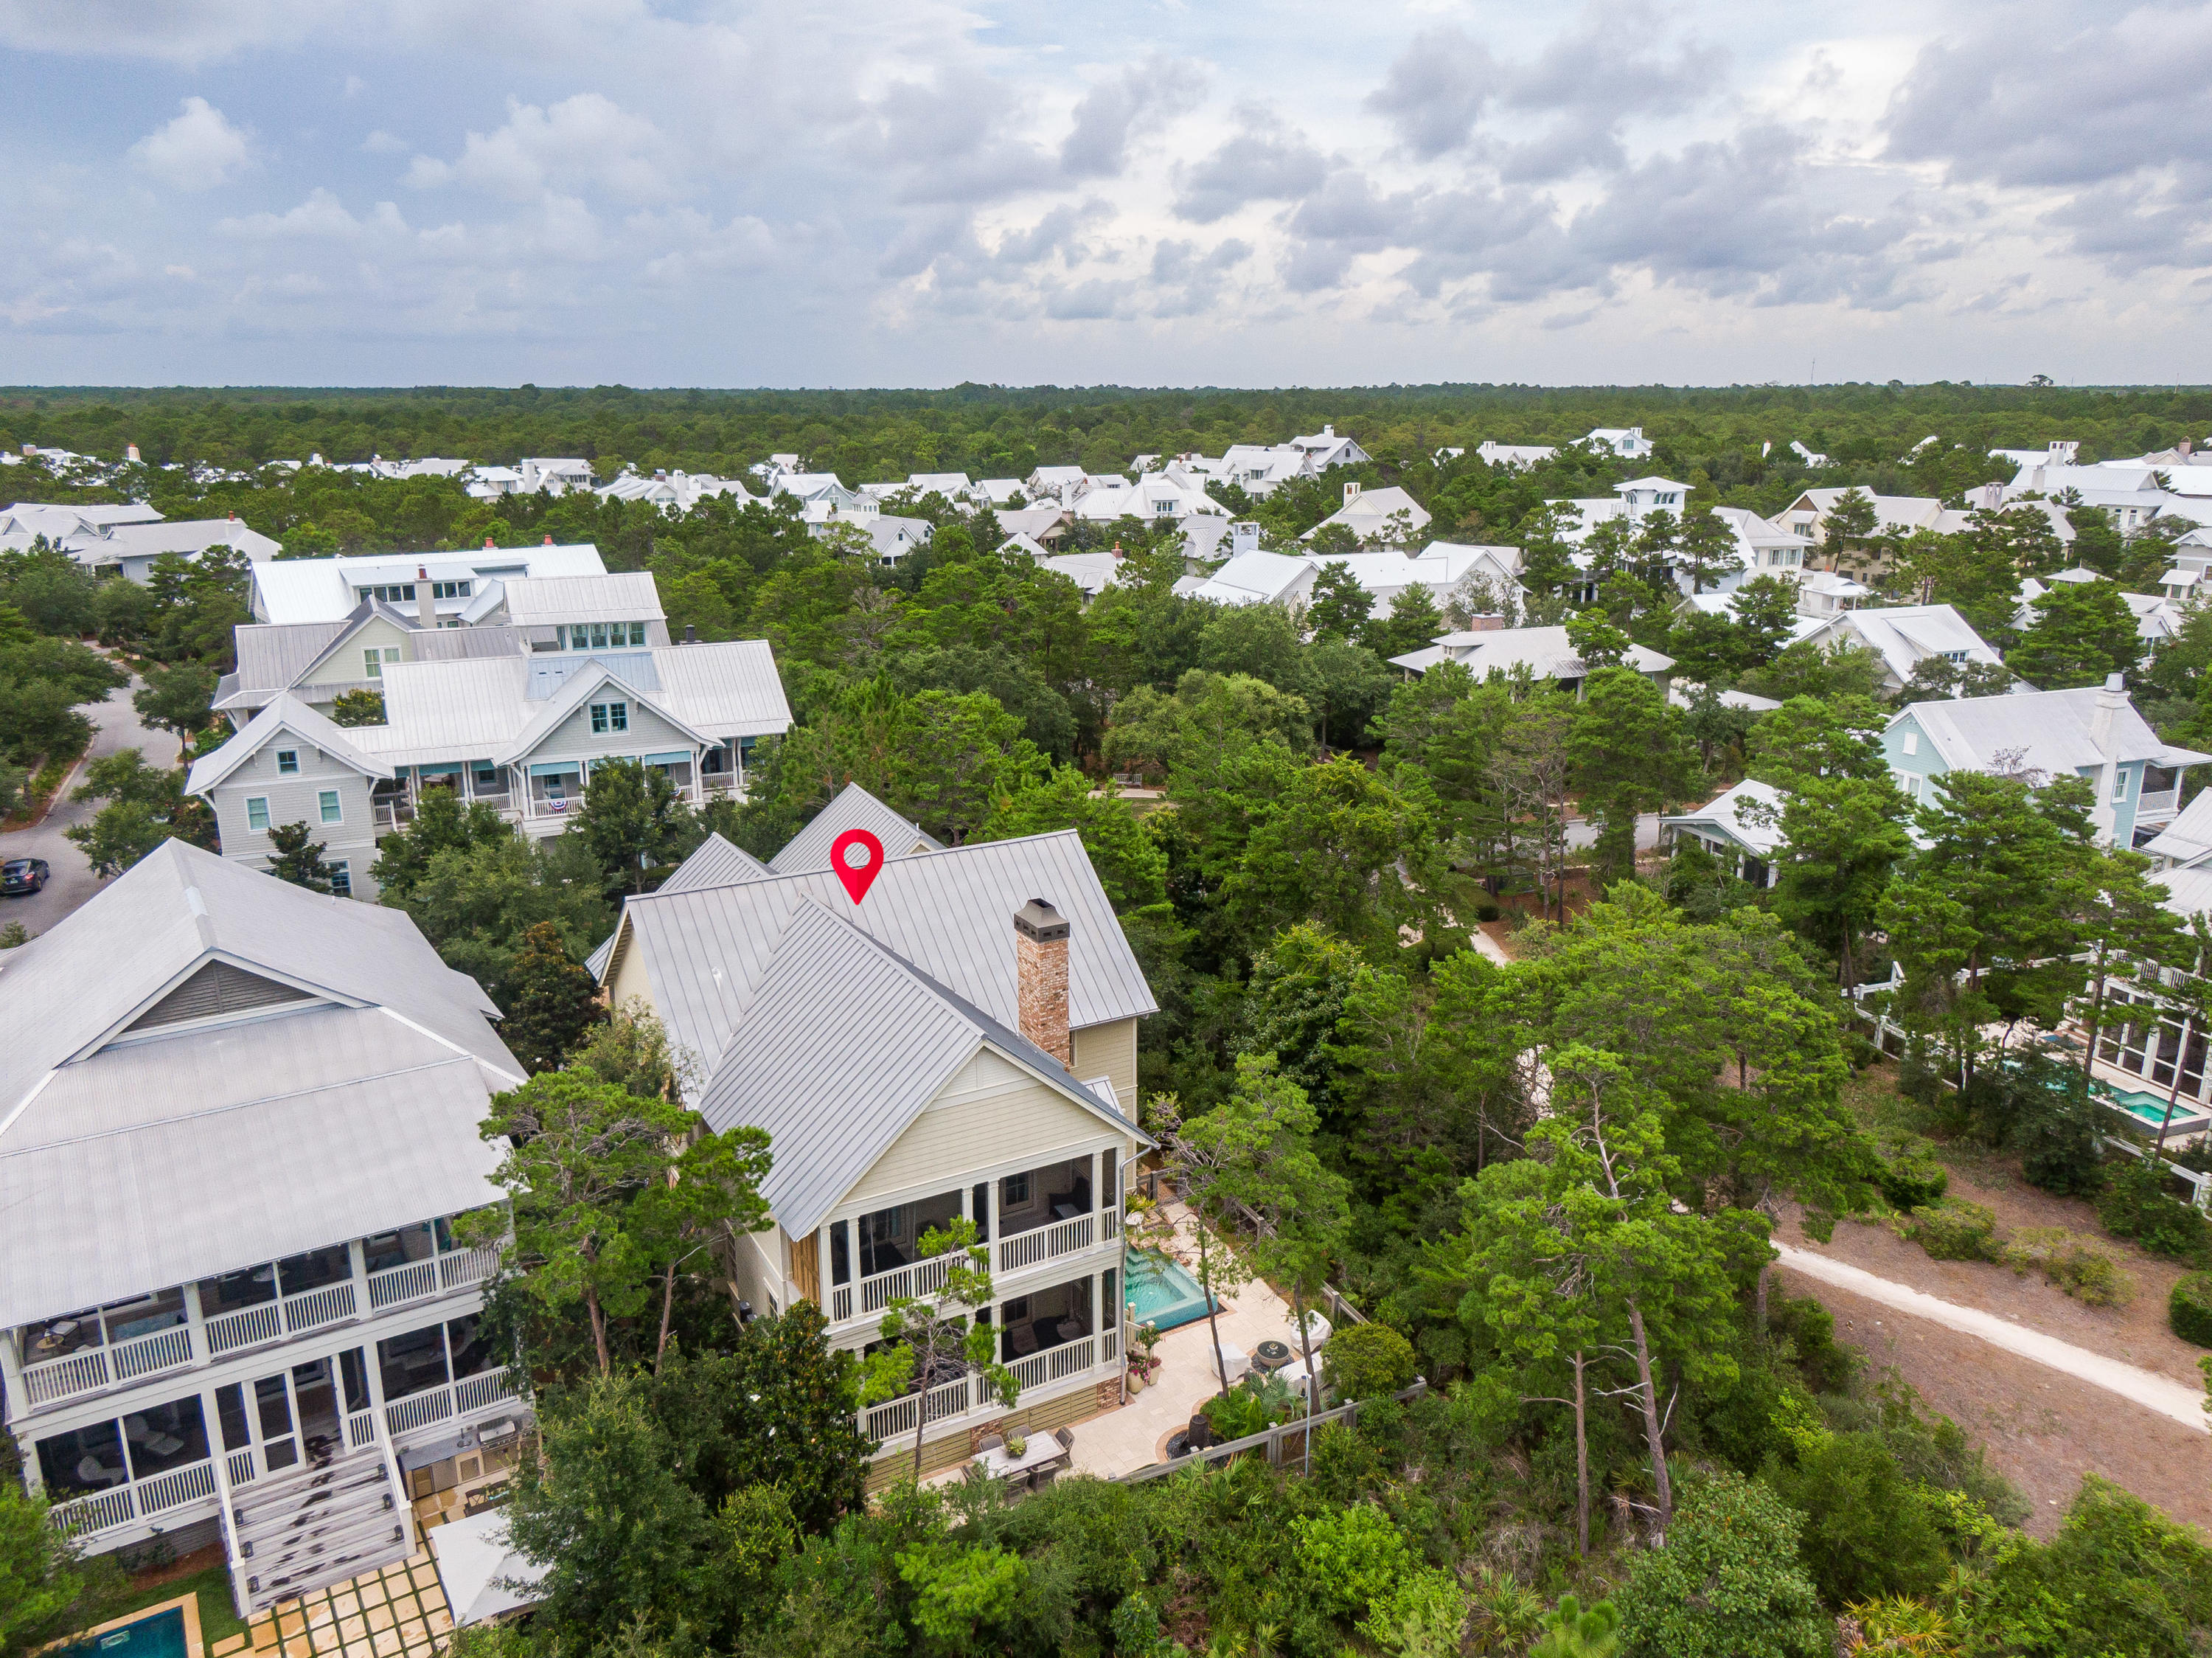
[383,1366,519,1436]
[998,1213,1094,1274]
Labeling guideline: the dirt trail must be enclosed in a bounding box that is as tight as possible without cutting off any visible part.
[1775,1244,2207,1431]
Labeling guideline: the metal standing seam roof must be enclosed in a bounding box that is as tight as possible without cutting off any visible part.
[769,780,942,874]
[698,898,1145,1238]
[251,545,609,625]
[1395,625,1672,680]
[228,619,352,701]
[2143,789,2212,869]
[1896,687,2211,776]
[658,831,774,892]
[1659,777,1787,859]
[186,693,397,795]
[501,572,667,625]
[492,660,715,768]
[613,828,1157,1084]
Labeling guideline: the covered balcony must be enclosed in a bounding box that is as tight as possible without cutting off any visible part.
[992,1151,1121,1276]
[8,1213,500,1413]
[36,1390,217,1539]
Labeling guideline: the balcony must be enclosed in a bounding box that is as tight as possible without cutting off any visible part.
[854,1333,1117,1451]
[21,1325,195,1409]
[2138,788,2181,820]
[383,1365,521,1437]
[50,1456,218,1541]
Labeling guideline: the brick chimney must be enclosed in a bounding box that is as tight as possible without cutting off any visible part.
[1013,899,1071,1066]
[417,566,436,630]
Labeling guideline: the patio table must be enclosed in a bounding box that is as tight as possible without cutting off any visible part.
[975,1435,1070,1485]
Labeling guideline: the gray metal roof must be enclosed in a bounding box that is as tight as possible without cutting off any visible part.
[524,651,659,701]
[770,781,943,874]
[0,842,521,1325]
[1896,685,2211,776]
[230,619,352,699]
[186,693,397,795]
[501,572,665,625]
[658,832,773,893]
[495,659,712,766]
[411,625,522,662]
[697,898,1142,1237]
[611,828,1156,1083]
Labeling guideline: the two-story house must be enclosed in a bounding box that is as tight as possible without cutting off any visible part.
[1883,676,2211,847]
[0,842,529,1614]
[248,545,611,628]
[594,795,1155,1481]
[188,583,794,895]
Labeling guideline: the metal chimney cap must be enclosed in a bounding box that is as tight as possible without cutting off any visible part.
[1013,898,1070,943]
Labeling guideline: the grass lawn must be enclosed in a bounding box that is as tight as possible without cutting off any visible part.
[91,1564,251,1651]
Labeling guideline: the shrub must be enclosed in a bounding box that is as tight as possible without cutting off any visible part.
[2170,1272,2212,1347]
[1474,900,1502,923]
[1876,1134,1949,1212]
[1998,1227,2135,1306]
[1766,1431,1946,1608]
[1969,1476,2212,1658]
[2097,1159,2212,1264]
[1616,1471,1828,1658]
[1771,1292,1857,1395]
[1290,1503,1417,1617]
[1324,1322,1418,1401]
[1904,1198,1997,1262]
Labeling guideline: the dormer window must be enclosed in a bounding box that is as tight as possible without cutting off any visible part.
[276,749,299,774]
[591,701,629,734]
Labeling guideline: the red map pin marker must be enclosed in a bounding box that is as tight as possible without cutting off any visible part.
[830,828,886,903]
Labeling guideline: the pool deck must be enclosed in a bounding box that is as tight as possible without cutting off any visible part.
[1066,1198,1317,1479]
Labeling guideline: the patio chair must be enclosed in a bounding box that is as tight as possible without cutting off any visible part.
[1053,1426,1074,1452]
[1032,1466,1059,1492]
[978,1433,1004,1453]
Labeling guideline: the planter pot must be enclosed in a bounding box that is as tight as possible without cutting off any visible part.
[1126,1371,1146,1394]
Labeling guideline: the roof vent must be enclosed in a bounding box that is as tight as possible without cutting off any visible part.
[683,623,698,644]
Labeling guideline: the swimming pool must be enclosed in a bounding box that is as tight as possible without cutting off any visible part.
[2098,1085,2211,1133]
[1124,1249,1216,1331]
[60,1607,189,1658]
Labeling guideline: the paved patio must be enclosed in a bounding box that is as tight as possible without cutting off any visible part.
[214,1551,450,1658]
[1073,1198,1322,1478]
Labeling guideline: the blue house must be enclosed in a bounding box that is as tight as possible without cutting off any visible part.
[1883,674,2208,847]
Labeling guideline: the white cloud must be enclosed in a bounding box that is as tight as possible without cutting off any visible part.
[405,93,681,202]
[128,97,254,191]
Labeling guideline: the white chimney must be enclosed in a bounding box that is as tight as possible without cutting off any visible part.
[417,565,436,630]
[2090,671,2126,758]
[125,443,141,464]
[1343,481,1362,506]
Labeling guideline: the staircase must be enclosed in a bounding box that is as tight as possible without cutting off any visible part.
[230,1446,411,1614]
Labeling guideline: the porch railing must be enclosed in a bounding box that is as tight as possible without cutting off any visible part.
[857,1253,954,1317]
[345,1409,379,1452]
[860,1373,975,1444]
[383,1365,520,1437]
[997,1333,1098,1398]
[365,1246,498,1313]
[20,1324,198,1407]
[49,1457,219,1540]
[284,1281,357,1333]
[226,1449,258,1488]
[998,1213,1093,1274]
[2139,788,2181,816]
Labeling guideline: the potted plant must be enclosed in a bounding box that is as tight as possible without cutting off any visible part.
[1003,1427,1028,1459]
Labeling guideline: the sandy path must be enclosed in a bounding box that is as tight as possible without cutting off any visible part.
[1775,1244,2208,1432]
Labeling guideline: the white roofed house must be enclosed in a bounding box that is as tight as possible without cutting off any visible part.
[814,513,933,565]
[1882,676,2210,847]
[189,572,793,894]
[247,544,610,627]
[594,786,1156,1482]
[1208,445,1318,497]
[0,504,283,583]
[1302,483,1432,549]
[1658,778,1787,888]
[1071,467,1223,524]
[1790,604,2005,698]
[1475,441,1558,468]
[1386,625,1674,696]
[0,842,531,1613]
[1584,426,1655,458]
[1287,425,1371,469]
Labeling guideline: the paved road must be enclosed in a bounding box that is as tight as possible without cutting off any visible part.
[1775,1244,2209,1433]
[0,670,164,940]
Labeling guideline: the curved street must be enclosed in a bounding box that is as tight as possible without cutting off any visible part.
[0,667,161,940]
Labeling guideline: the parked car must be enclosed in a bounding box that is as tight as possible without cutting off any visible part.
[1,857,49,895]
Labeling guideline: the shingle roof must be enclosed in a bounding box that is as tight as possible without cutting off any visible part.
[695,898,1143,1236]
[609,828,1155,1085]
[186,693,396,795]
[658,831,773,893]
[770,781,942,874]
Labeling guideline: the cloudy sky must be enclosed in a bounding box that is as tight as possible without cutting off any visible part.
[2,0,2207,389]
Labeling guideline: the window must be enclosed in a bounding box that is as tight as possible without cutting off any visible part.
[276,749,299,774]
[431,580,471,599]
[318,789,342,824]
[628,620,647,645]
[363,583,415,603]
[590,701,628,733]
[2114,767,2130,802]
[1003,1171,1032,1207]
[364,645,400,679]
[1900,731,1918,757]
[246,797,270,830]
[328,860,351,898]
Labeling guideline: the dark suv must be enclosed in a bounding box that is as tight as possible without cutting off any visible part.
[1,857,49,895]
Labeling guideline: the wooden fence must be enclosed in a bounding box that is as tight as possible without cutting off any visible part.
[1113,1378,1427,1486]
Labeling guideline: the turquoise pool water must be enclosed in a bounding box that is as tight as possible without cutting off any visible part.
[2101,1086,2211,1130]
[1125,1249,1216,1331]
[62,1608,187,1658]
